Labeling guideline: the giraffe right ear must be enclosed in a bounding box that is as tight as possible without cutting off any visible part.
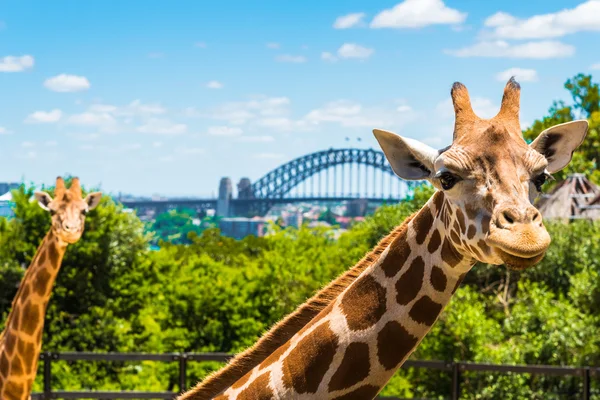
[373,129,438,180]
[34,192,53,211]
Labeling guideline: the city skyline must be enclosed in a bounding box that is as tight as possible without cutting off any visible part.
[1,0,599,196]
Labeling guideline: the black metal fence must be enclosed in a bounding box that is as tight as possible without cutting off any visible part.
[29,352,597,399]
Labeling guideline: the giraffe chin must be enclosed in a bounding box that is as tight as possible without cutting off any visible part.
[496,250,546,271]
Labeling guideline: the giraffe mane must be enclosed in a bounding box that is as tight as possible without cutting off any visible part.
[179,214,416,400]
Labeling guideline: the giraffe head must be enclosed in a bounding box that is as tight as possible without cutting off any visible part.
[33,177,102,244]
[374,78,588,270]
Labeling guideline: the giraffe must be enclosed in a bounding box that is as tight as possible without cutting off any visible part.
[0,177,102,400]
[178,78,588,400]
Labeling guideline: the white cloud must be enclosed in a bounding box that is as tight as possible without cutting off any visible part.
[21,141,35,148]
[0,55,34,72]
[148,52,164,59]
[334,12,366,29]
[445,40,575,59]
[266,42,280,49]
[207,126,243,136]
[436,97,498,119]
[495,67,538,82]
[254,153,285,159]
[483,1,600,40]
[305,99,416,128]
[25,109,62,124]
[0,127,12,135]
[46,140,57,146]
[89,100,165,117]
[197,96,291,125]
[44,74,91,92]
[67,112,116,126]
[590,63,600,70]
[121,143,142,151]
[337,43,374,59]
[137,118,187,135]
[238,135,275,143]
[275,54,307,63]
[321,52,338,62]
[371,0,466,28]
[195,42,207,48]
[152,141,163,148]
[206,80,224,89]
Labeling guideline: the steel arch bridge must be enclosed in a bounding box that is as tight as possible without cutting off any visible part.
[120,148,426,217]
[248,148,420,199]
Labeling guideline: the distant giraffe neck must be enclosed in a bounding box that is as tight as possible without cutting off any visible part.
[0,231,67,400]
[214,192,477,399]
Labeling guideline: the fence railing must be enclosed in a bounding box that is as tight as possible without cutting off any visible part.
[30,352,597,399]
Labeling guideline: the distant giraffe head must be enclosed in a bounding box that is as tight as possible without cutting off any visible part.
[34,177,102,244]
[375,78,588,270]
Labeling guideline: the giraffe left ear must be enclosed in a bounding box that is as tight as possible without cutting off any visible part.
[34,192,53,211]
[530,120,588,173]
[84,192,103,210]
[373,128,438,180]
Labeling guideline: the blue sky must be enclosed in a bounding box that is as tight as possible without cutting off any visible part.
[1,0,599,196]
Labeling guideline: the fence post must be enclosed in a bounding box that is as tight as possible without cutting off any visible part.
[582,367,590,400]
[179,353,187,393]
[451,362,461,400]
[43,352,52,400]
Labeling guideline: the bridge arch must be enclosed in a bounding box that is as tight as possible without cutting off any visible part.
[248,148,422,200]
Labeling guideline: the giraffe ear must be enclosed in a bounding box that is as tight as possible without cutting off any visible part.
[34,192,53,211]
[373,128,438,180]
[530,120,588,173]
[84,192,103,210]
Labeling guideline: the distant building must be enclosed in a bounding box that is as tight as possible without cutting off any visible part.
[219,217,265,239]
[282,210,303,228]
[217,177,233,217]
[0,182,19,195]
[0,191,15,218]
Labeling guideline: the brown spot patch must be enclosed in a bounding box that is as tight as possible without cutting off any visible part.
[48,242,59,267]
[35,268,52,296]
[481,215,491,233]
[412,206,433,245]
[37,250,46,265]
[213,395,229,400]
[433,191,444,213]
[238,371,273,400]
[4,332,16,356]
[380,230,410,277]
[409,296,443,326]
[22,342,36,373]
[282,321,339,394]
[231,370,252,390]
[260,340,291,370]
[428,229,441,254]
[477,239,491,255]
[4,380,24,400]
[465,205,478,220]
[396,257,425,306]
[21,302,41,336]
[450,230,460,245]
[441,238,462,268]
[0,352,9,377]
[377,321,418,370]
[456,208,466,232]
[332,384,381,400]
[328,342,370,392]
[430,266,447,292]
[467,225,477,240]
[10,356,24,376]
[341,275,387,331]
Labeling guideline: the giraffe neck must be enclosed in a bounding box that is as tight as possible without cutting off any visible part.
[215,192,477,399]
[0,231,67,400]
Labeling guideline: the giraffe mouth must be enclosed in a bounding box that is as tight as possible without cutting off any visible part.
[495,249,546,270]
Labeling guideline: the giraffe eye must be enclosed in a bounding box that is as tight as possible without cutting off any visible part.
[437,172,460,190]
[81,209,88,216]
[533,172,553,192]
[49,209,57,216]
